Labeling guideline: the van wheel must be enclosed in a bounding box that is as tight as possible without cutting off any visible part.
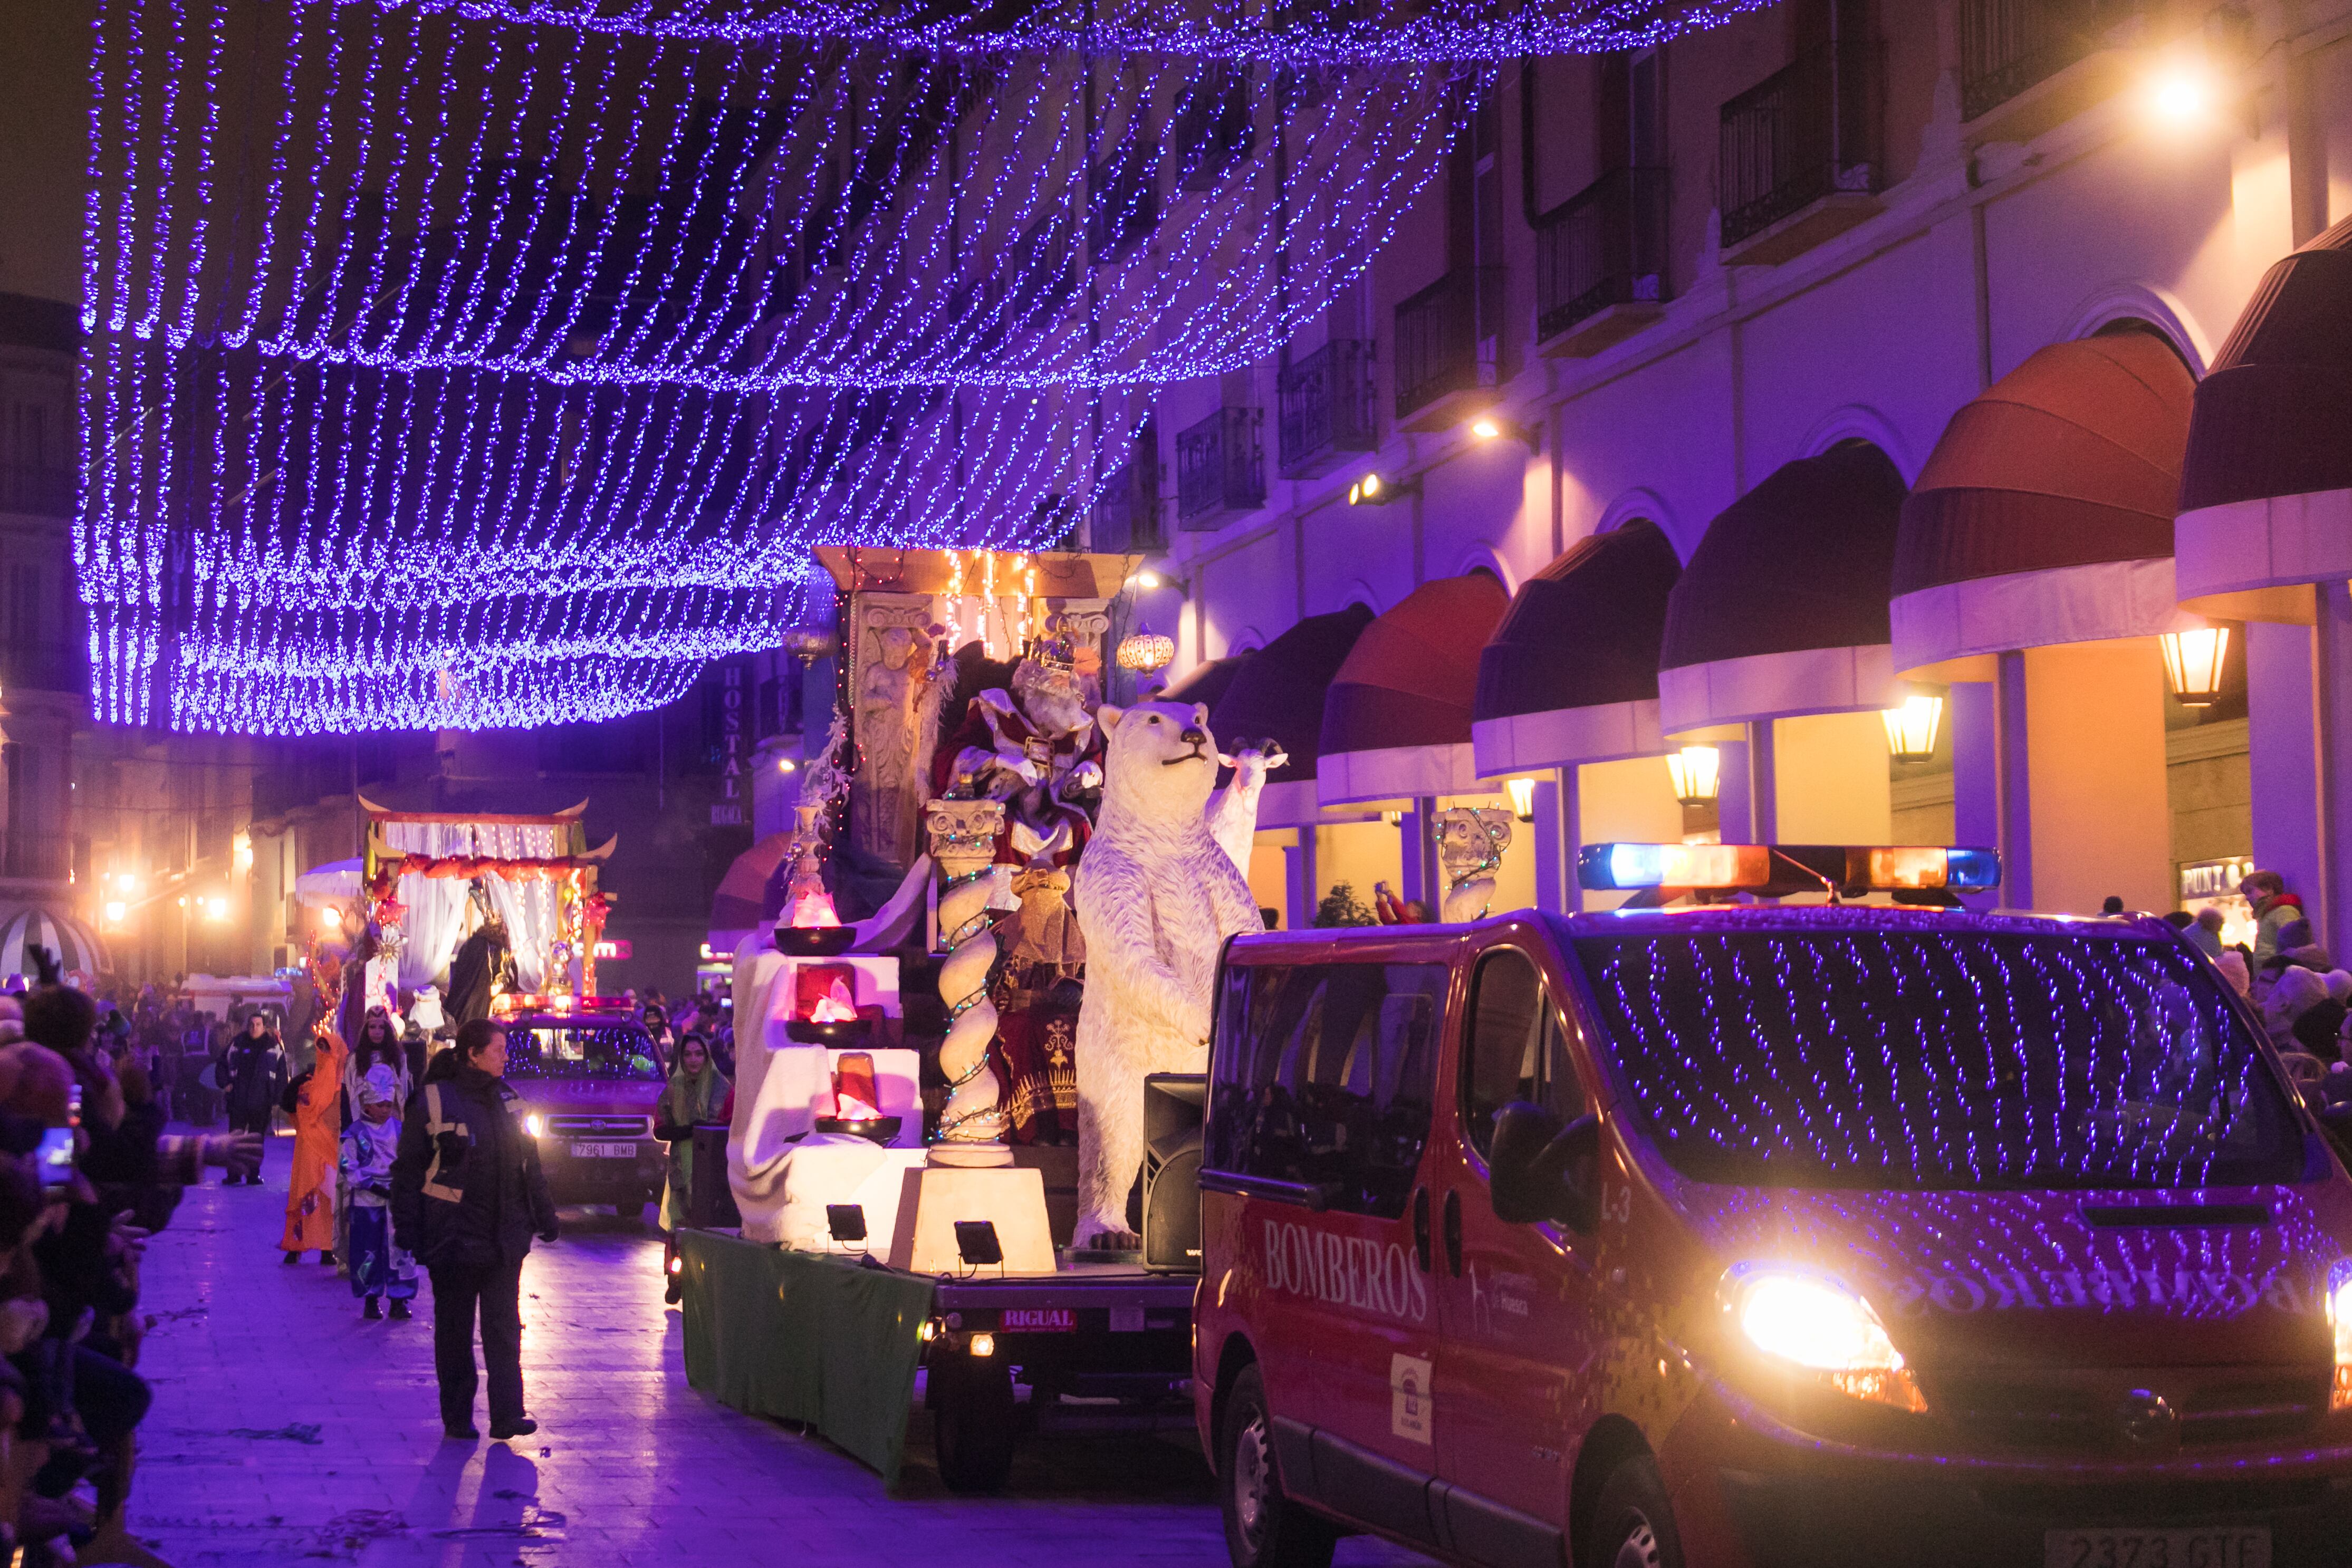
[1585,1454,1683,1568]
[932,1354,1016,1493]
[1220,1365,1336,1568]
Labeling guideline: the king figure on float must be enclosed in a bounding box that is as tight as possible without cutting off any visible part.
[1069,701,1263,1250]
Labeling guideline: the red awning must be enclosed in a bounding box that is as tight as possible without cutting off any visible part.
[1892,332,2195,670]
[1319,575,1510,802]
[709,830,795,942]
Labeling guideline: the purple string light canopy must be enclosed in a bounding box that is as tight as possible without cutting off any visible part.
[80,0,1771,733]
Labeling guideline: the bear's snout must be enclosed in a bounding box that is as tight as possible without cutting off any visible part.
[1179,727,1208,746]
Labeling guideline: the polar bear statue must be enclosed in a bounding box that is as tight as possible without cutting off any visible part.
[1070,700,1264,1249]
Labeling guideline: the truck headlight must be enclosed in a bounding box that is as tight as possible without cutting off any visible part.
[1722,1264,1924,1412]
[2326,1264,2352,1412]
[523,1113,543,1139]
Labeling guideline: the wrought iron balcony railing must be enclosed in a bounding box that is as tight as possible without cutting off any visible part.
[1534,166,1668,343]
[1394,267,1502,423]
[1959,0,2142,121]
[1175,407,1266,530]
[1277,338,1377,478]
[1718,40,1882,249]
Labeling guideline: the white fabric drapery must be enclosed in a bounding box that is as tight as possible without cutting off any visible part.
[377,819,570,992]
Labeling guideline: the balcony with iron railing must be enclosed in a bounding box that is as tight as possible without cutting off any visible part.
[1091,451,1165,555]
[0,640,87,697]
[1717,39,1883,265]
[1088,131,1160,267]
[1175,407,1266,531]
[1278,338,1377,479]
[0,466,73,519]
[0,836,70,884]
[1394,267,1503,431]
[1959,0,2146,134]
[1534,166,1669,358]
[1170,65,1256,193]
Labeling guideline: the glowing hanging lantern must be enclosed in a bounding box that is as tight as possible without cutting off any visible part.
[1880,691,1945,764]
[1666,745,1721,807]
[1117,624,1176,675]
[1504,777,1536,822]
[2159,626,2231,707]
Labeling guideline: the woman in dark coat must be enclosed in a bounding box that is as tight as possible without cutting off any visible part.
[390,1018,558,1442]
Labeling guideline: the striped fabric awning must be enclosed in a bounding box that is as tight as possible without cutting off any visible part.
[0,907,108,983]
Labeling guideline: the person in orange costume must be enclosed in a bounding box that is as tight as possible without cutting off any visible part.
[281,1030,348,1263]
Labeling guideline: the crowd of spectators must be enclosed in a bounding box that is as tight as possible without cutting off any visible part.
[0,954,259,1562]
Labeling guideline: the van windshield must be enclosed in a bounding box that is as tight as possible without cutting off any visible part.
[505,1026,664,1082]
[1572,928,2306,1191]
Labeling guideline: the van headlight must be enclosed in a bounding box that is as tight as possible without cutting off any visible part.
[1721,1264,1924,1412]
[2326,1263,2352,1412]
[523,1112,544,1139]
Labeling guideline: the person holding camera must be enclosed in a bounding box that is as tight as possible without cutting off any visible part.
[389,1021,558,1442]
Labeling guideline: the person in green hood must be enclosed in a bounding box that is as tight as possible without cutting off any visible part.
[653,1033,728,1303]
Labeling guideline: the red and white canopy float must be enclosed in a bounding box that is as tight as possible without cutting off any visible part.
[1657,444,1906,733]
[1318,575,1511,805]
[1206,603,1375,828]
[1892,332,2197,675]
[1471,520,1682,775]
[2174,215,2352,622]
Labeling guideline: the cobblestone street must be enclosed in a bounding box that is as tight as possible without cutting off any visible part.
[124,1140,1422,1568]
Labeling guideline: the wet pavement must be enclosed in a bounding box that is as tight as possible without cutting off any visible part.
[127,1133,1426,1567]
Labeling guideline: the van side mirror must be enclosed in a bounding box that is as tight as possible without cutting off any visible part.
[1489,1101,1601,1230]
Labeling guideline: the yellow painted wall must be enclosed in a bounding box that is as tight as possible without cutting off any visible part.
[1314,819,1404,922]
[2024,638,2173,916]
[1246,838,1288,926]
[1577,756,1684,911]
[1773,711,1894,846]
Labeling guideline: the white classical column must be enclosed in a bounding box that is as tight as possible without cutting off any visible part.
[925,799,1011,1167]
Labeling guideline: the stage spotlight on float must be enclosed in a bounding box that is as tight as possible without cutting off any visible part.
[1347,470,1417,507]
[1666,745,1721,808]
[2160,625,2231,707]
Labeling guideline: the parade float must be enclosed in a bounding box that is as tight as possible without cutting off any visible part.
[685,546,1257,1486]
[301,802,620,1034]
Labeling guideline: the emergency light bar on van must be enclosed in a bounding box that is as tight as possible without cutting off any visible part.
[1578,842,2001,893]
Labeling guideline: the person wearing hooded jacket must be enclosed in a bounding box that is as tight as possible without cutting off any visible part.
[389,1019,558,1442]
[222,1015,286,1185]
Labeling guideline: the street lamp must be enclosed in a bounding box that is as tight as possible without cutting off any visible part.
[1347,471,1418,507]
[2159,626,2231,707]
[1470,413,1542,454]
[1666,745,1721,807]
[1504,777,1535,823]
[1880,690,1945,764]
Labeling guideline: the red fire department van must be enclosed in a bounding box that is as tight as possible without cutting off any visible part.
[1192,843,2352,1568]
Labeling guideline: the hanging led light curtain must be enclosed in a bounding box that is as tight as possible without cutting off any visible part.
[240,0,1765,62]
[83,336,1087,728]
[89,0,1476,389]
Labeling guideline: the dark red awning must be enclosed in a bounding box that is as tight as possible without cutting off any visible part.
[1207,603,1375,784]
[1321,574,1511,758]
[1475,521,1682,722]
[2181,215,2352,514]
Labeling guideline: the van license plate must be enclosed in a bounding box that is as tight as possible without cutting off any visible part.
[570,1141,637,1159]
[2044,1527,2270,1568]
